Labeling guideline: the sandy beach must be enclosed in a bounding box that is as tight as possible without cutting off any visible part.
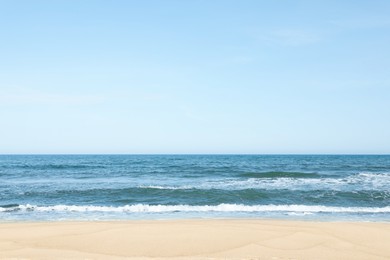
[0,220,389,259]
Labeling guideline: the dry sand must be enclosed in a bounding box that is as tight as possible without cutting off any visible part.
[0,219,389,259]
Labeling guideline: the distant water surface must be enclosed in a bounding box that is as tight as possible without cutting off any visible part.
[0,155,389,221]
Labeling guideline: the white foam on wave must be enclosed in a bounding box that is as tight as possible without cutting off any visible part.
[2,204,390,214]
[138,185,186,190]
[6,173,389,193]
[137,172,390,191]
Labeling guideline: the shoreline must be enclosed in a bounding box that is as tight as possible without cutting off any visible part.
[1,219,389,259]
[1,216,390,223]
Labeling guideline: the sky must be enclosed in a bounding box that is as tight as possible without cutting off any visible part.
[0,0,389,154]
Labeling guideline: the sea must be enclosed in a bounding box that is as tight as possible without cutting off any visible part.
[0,154,389,222]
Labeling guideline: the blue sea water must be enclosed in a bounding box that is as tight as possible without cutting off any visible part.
[0,155,389,221]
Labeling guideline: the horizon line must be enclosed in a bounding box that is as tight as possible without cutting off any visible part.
[1,153,389,156]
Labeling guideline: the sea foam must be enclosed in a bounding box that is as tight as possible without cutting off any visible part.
[2,204,390,214]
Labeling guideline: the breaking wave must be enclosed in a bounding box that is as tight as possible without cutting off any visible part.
[2,204,390,214]
[140,172,390,191]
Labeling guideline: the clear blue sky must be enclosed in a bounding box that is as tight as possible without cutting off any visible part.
[1,0,389,154]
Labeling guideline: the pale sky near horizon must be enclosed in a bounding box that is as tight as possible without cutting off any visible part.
[1,0,389,154]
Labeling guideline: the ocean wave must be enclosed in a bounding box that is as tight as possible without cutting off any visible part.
[5,172,388,194]
[2,164,107,170]
[138,172,390,191]
[239,171,321,178]
[2,204,390,214]
[138,185,185,190]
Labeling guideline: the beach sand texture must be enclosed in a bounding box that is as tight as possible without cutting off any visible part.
[0,220,389,259]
